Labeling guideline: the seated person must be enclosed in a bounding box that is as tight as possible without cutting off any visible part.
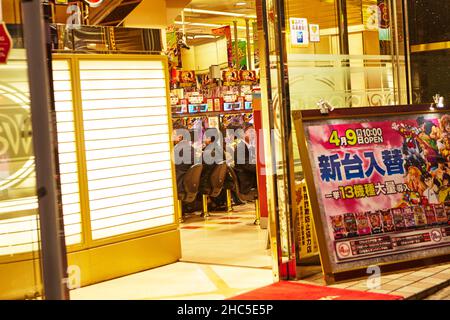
[173,128,196,196]
[232,124,257,195]
[199,128,225,194]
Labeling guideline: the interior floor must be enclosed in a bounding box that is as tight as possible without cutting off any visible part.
[70,202,274,299]
[180,202,272,269]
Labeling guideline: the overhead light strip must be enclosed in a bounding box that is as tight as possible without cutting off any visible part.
[183,8,257,19]
[174,21,248,30]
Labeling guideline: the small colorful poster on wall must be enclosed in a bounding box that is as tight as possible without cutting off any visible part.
[289,18,309,46]
[239,70,257,86]
[0,22,12,64]
[309,24,320,43]
[178,71,197,88]
[298,110,450,274]
[222,69,239,87]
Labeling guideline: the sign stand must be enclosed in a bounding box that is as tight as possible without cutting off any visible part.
[0,22,12,64]
[293,105,450,284]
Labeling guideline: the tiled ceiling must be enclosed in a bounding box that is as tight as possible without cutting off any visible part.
[177,0,374,44]
[174,0,257,43]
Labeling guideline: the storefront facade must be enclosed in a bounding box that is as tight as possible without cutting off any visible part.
[257,0,450,280]
[1,0,449,298]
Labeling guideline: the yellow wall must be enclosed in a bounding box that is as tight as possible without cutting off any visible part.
[1,0,21,23]
[181,38,228,72]
[124,0,168,28]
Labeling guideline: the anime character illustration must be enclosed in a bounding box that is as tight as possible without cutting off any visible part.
[416,117,440,170]
[381,209,395,232]
[331,215,346,240]
[343,213,358,237]
[421,172,441,205]
[432,156,447,184]
[402,165,425,206]
[439,136,450,162]
[392,122,426,171]
[392,208,406,230]
[417,116,440,150]
[438,173,450,203]
[403,207,416,229]
[356,212,371,236]
[438,114,450,142]
[368,212,383,234]
[413,206,427,227]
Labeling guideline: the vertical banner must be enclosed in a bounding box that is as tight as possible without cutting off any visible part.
[212,26,233,68]
[252,21,259,69]
[294,107,450,279]
[296,181,319,259]
[232,40,247,69]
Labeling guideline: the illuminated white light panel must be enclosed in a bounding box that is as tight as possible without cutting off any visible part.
[0,51,41,256]
[52,59,83,245]
[78,59,176,240]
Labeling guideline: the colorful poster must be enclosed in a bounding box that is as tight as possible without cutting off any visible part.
[178,71,196,88]
[304,113,450,271]
[222,69,239,87]
[232,40,248,69]
[309,24,320,43]
[289,18,309,46]
[239,70,257,86]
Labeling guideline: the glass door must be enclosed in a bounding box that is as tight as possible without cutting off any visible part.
[260,0,409,279]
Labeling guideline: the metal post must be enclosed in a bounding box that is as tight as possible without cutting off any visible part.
[21,0,68,300]
[245,18,252,70]
[202,195,210,218]
[402,0,413,104]
[336,0,352,107]
[0,0,3,22]
[254,199,261,225]
[233,20,239,69]
[178,200,184,223]
[226,189,233,213]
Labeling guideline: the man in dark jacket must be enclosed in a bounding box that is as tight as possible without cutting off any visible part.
[233,124,257,195]
[173,129,196,195]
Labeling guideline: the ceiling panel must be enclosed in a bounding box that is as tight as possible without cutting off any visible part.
[176,0,376,44]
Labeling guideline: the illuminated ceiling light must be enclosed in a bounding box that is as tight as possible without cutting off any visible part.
[194,35,217,39]
[236,2,247,5]
[174,20,248,30]
[183,8,257,19]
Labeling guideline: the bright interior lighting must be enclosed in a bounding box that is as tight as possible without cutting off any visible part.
[183,8,256,19]
[174,20,248,30]
[78,60,176,240]
[53,60,83,245]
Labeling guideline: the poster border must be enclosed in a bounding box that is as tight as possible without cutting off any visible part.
[293,105,450,284]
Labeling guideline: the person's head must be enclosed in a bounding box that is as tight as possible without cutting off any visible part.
[422,172,433,187]
[437,156,446,168]
[443,173,450,186]
[173,127,189,145]
[440,115,450,133]
[417,116,425,130]
[406,165,422,181]
[423,121,434,135]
